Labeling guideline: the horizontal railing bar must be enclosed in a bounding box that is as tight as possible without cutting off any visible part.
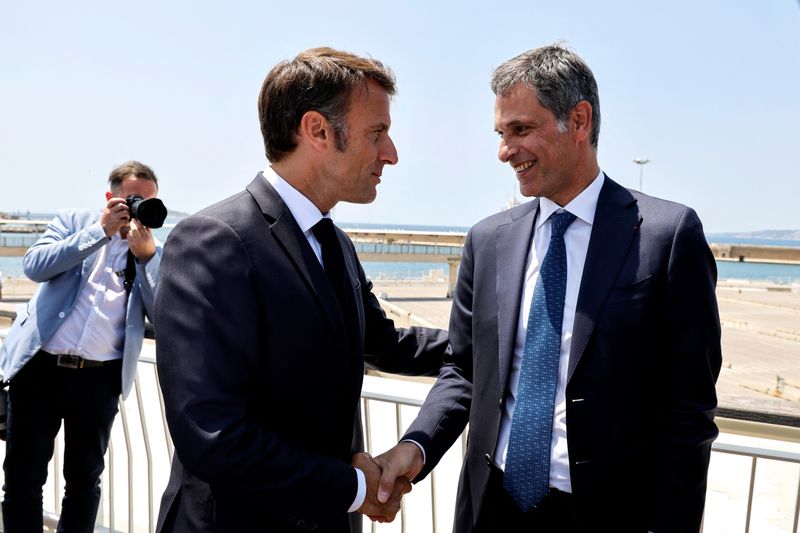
[5,332,800,433]
[717,416,800,444]
[712,442,800,463]
[361,390,425,408]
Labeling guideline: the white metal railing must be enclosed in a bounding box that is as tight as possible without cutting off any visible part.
[707,441,800,532]
[0,335,798,532]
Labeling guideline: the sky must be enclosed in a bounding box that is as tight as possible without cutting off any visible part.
[1,1,798,233]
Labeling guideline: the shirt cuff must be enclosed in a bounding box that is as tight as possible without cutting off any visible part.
[348,467,366,513]
[400,439,427,465]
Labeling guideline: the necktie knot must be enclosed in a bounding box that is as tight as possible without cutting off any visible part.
[549,211,576,239]
[312,218,337,245]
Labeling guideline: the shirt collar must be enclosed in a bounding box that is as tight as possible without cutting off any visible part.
[262,165,329,234]
[536,170,605,229]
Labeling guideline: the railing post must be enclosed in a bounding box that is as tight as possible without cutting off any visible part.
[744,456,757,533]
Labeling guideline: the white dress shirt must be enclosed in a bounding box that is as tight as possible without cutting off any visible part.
[262,166,330,265]
[493,171,604,493]
[262,167,367,513]
[43,233,129,361]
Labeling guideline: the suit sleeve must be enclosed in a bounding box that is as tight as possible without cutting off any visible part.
[134,244,161,321]
[155,216,357,529]
[654,207,722,530]
[402,228,477,478]
[23,211,109,282]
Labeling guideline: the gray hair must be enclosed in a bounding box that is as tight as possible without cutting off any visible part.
[491,44,601,149]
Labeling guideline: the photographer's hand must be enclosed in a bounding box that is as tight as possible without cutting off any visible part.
[100,197,130,238]
[127,219,156,262]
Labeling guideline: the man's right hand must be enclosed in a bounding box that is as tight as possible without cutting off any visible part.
[373,442,425,504]
[100,197,130,238]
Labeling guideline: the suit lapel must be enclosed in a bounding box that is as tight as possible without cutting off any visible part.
[245,174,350,353]
[496,200,538,393]
[568,177,641,381]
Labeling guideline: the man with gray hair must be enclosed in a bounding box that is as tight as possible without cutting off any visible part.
[374,44,721,532]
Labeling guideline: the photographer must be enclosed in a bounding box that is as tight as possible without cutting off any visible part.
[0,160,164,532]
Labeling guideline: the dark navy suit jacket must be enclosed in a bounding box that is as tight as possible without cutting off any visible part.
[405,176,722,532]
[154,175,447,532]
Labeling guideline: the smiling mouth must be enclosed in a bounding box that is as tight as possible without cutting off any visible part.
[513,160,535,173]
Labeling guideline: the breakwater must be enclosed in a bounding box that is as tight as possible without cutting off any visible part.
[711,243,800,265]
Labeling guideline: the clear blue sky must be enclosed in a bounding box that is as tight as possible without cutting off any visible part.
[2,1,798,233]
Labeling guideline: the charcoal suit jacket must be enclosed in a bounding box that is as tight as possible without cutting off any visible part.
[154,174,448,532]
[404,176,722,532]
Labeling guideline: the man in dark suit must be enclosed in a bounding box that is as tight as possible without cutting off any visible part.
[374,44,722,532]
[154,48,448,532]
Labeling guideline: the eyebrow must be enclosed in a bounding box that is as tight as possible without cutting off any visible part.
[503,119,529,129]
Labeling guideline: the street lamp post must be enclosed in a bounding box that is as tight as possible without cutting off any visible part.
[633,158,651,191]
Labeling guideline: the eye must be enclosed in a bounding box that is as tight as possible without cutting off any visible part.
[372,128,387,142]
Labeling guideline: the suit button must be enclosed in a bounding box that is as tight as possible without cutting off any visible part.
[58,312,66,318]
[484,453,492,465]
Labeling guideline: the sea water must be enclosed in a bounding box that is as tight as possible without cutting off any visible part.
[2,227,799,283]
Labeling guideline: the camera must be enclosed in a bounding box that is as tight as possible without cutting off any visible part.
[125,195,168,229]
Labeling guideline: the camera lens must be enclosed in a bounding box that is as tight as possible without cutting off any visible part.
[126,195,168,228]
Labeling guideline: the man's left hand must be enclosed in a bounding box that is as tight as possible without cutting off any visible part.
[127,219,156,262]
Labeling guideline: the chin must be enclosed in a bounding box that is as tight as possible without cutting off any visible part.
[519,185,541,198]
[359,189,379,204]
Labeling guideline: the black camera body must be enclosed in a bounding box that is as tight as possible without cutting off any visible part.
[125,195,168,229]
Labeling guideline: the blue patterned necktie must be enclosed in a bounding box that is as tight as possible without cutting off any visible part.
[504,210,577,511]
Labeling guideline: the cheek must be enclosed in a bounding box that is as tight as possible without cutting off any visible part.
[520,137,543,155]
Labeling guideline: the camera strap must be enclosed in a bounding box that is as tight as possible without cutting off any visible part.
[124,250,136,296]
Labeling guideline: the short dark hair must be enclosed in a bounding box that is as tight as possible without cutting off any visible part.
[258,47,396,162]
[492,44,601,149]
[107,160,159,191]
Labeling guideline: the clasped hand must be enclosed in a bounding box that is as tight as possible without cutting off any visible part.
[352,442,425,523]
[352,451,411,523]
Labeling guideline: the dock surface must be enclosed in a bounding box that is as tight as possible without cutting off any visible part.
[3,277,798,417]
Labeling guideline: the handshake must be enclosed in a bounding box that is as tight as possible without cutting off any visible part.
[351,442,425,523]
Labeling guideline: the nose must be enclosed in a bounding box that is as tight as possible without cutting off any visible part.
[498,139,515,163]
[381,135,399,166]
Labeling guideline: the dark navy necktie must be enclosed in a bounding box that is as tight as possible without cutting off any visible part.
[312,219,356,335]
[504,209,577,511]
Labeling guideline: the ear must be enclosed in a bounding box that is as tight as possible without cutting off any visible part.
[570,100,593,144]
[299,110,333,152]
[105,191,113,201]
